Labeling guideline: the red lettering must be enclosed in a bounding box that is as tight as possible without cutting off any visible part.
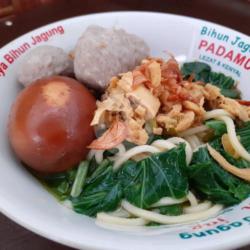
[242,205,250,210]
[233,53,246,66]
[4,54,14,64]
[191,217,229,230]
[224,50,234,61]
[0,68,4,76]
[192,224,202,230]
[205,43,215,53]
[0,62,8,76]
[198,39,208,50]
[0,62,7,70]
[215,45,226,56]
[217,217,229,223]
[244,58,250,70]
[205,221,219,227]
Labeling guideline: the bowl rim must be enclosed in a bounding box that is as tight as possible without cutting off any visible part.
[0,11,250,250]
[1,10,248,51]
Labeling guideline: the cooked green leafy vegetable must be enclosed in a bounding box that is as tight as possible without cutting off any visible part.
[90,159,111,179]
[205,120,250,147]
[71,144,189,216]
[71,164,122,216]
[189,143,250,206]
[208,71,235,89]
[181,62,240,98]
[118,144,188,209]
[210,137,250,169]
[146,204,183,226]
[206,120,250,153]
[88,157,99,175]
[146,222,161,226]
[237,121,250,153]
[205,120,227,138]
[181,62,211,82]
[159,204,183,216]
[40,167,77,200]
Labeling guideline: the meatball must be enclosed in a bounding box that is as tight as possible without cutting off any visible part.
[74,25,150,91]
[18,46,73,87]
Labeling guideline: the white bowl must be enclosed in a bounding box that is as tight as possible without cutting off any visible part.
[0,11,250,250]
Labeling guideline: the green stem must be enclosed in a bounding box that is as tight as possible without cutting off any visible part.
[70,161,89,198]
[91,159,110,179]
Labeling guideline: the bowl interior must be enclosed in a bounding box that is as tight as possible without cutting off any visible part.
[0,12,250,250]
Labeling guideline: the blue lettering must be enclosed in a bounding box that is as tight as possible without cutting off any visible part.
[231,36,241,46]
[179,233,192,239]
[243,216,250,222]
[217,224,231,231]
[193,232,206,237]
[230,221,242,227]
[242,43,250,53]
[201,26,207,35]
[205,229,220,235]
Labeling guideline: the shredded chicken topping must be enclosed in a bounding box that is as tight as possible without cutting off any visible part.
[90,57,249,147]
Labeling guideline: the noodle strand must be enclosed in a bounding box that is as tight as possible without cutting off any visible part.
[216,116,250,162]
[165,137,193,164]
[113,145,160,170]
[204,109,231,120]
[151,196,187,207]
[184,201,212,214]
[187,191,198,206]
[97,212,148,226]
[122,200,223,224]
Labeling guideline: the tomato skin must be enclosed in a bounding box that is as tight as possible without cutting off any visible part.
[8,76,96,173]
